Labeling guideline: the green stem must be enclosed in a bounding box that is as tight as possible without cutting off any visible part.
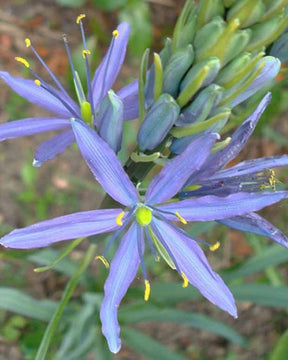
[35,243,97,360]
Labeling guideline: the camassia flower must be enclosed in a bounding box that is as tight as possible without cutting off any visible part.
[1,93,288,352]
[0,15,137,165]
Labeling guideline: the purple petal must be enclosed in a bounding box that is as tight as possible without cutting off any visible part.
[190,93,272,182]
[0,117,70,141]
[146,133,218,204]
[117,79,139,121]
[0,71,78,118]
[229,57,280,107]
[153,219,237,317]
[219,213,288,248]
[158,191,288,221]
[100,222,140,353]
[212,155,288,179]
[33,130,75,167]
[0,209,121,249]
[91,23,130,110]
[71,119,138,206]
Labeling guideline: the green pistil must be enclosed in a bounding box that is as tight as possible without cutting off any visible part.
[135,206,152,226]
[81,101,92,125]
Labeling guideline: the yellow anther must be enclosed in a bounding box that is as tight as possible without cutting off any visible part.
[144,280,151,301]
[82,49,91,59]
[112,30,119,39]
[25,38,31,48]
[34,79,41,86]
[210,241,220,252]
[15,57,30,68]
[76,14,86,24]
[175,212,187,225]
[269,170,276,190]
[181,272,189,288]
[116,211,125,226]
[95,256,110,269]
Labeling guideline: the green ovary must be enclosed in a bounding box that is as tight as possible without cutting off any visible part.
[81,101,92,124]
[135,206,152,226]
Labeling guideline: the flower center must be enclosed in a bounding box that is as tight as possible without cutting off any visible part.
[135,206,152,226]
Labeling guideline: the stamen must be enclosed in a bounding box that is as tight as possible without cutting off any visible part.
[76,14,86,24]
[112,29,119,39]
[144,280,151,301]
[209,241,220,252]
[82,49,91,59]
[116,211,125,226]
[175,212,187,225]
[34,79,41,86]
[15,57,30,68]
[25,38,31,48]
[181,272,189,288]
[95,255,109,269]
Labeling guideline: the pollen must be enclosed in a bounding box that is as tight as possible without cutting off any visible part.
[96,256,110,269]
[181,272,189,288]
[82,49,91,59]
[15,57,30,68]
[135,206,152,227]
[25,38,31,48]
[116,211,125,226]
[76,14,86,24]
[210,241,220,252]
[112,30,119,39]
[175,212,187,225]
[144,280,151,301]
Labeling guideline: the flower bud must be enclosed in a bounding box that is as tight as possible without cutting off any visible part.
[245,10,288,52]
[163,45,194,98]
[96,90,123,153]
[227,0,265,28]
[221,29,251,66]
[270,31,288,62]
[177,57,221,107]
[177,84,223,125]
[261,0,288,21]
[196,0,225,29]
[138,94,180,150]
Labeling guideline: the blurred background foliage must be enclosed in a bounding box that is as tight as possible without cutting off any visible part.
[0,0,288,359]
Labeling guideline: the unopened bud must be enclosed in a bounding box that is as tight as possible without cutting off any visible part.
[163,45,194,98]
[246,10,288,52]
[177,84,223,125]
[227,0,265,28]
[138,94,180,150]
[196,0,225,29]
[261,0,288,21]
[96,90,123,153]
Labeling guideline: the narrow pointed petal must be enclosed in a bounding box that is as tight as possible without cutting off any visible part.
[0,209,122,249]
[219,213,288,248]
[158,191,288,221]
[153,219,237,317]
[190,93,271,182]
[33,130,75,166]
[71,119,138,206]
[100,222,140,353]
[0,71,78,118]
[212,155,288,179]
[146,133,218,204]
[117,79,139,121]
[92,23,130,110]
[0,117,70,141]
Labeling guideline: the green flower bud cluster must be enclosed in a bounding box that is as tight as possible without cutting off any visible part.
[136,0,287,156]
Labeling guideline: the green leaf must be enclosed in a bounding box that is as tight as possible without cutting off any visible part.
[92,0,128,11]
[0,288,57,321]
[119,305,246,345]
[223,245,288,282]
[121,327,187,360]
[35,244,96,360]
[230,284,288,307]
[55,0,85,8]
[269,329,288,360]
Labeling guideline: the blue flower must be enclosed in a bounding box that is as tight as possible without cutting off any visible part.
[0,16,138,165]
[1,93,288,353]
